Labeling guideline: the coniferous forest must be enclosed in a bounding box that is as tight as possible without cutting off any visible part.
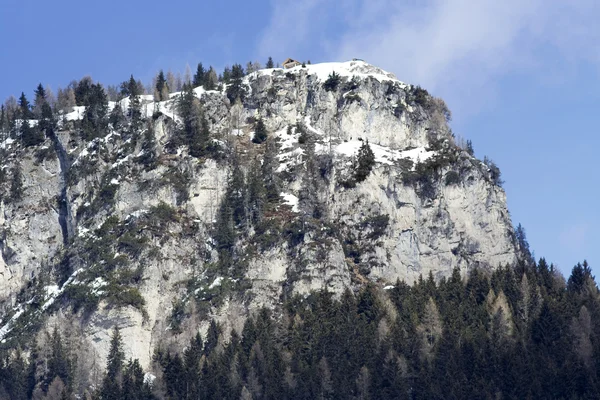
[0,258,598,399]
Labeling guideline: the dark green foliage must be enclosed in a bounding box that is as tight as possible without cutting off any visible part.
[483,155,503,187]
[412,85,430,108]
[262,137,281,202]
[323,71,341,91]
[126,75,144,135]
[21,118,45,147]
[18,92,34,119]
[174,83,216,158]
[74,77,94,106]
[9,162,23,202]
[81,83,109,140]
[120,74,144,98]
[193,62,205,87]
[137,125,158,170]
[226,63,248,103]
[466,139,474,155]
[109,103,126,130]
[155,70,169,101]
[44,327,75,393]
[248,157,266,225]
[252,117,267,144]
[266,56,275,69]
[515,223,534,265]
[162,167,191,205]
[354,140,376,183]
[444,170,460,185]
[154,259,600,400]
[204,66,217,91]
[101,327,125,399]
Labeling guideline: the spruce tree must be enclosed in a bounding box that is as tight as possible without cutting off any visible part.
[252,117,267,144]
[18,92,33,119]
[127,75,143,135]
[226,64,247,103]
[193,62,205,87]
[81,83,109,140]
[354,140,376,182]
[101,327,125,400]
[262,137,280,202]
[248,157,266,225]
[204,66,218,91]
[9,162,23,202]
[45,327,73,393]
[266,56,274,69]
[74,76,94,106]
[109,103,125,131]
[138,124,158,170]
[21,119,44,147]
[184,333,203,399]
[155,70,169,101]
[33,83,47,118]
[39,102,55,135]
[0,105,6,135]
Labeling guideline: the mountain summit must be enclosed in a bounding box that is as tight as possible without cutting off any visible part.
[0,60,516,369]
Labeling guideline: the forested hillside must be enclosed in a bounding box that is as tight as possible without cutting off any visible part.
[1,259,597,399]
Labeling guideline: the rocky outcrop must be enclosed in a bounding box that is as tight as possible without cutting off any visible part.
[0,60,517,370]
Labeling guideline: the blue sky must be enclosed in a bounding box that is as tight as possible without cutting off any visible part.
[1,0,598,278]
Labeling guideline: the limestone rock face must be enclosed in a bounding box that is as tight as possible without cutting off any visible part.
[0,60,516,370]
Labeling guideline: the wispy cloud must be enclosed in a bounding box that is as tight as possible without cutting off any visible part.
[257,0,600,114]
[559,223,589,253]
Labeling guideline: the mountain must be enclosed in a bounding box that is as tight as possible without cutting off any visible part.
[0,59,560,397]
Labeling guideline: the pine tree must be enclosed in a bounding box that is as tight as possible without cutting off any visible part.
[248,157,266,225]
[354,140,375,182]
[204,66,218,91]
[9,162,23,202]
[18,92,33,119]
[193,62,205,87]
[127,75,143,135]
[101,327,125,400]
[205,320,221,356]
[226,64,248,103]
[266,57,274,69]
[262,136,281,202]
[74,76,94,106]
[39,102,55,135]
[466,139,474,156]
[155,70,169,101]
[20,118,44,147]
[184,333,203,399]
[138,124,158,170]
[0,105,6,135]
[323,72,341,91]
[121,359,149,400]
[33,83,47,118]
[26,344,39,399]
[109,103,125,131]
[252,117,267,144]
[81,83,109,140]
[45,327,74,393]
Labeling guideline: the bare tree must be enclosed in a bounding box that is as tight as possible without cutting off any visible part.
[184,63,193,85]
[417,297,442,362]
[571,306,593,368]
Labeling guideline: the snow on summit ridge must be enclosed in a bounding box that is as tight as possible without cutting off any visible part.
[251,59,404,85]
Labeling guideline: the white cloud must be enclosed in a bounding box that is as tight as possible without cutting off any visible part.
[257,0,600,115]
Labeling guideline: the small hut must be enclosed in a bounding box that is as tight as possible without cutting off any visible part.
[282,58,301,69]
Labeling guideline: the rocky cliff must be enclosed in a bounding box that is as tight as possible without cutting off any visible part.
[0,60,516,375]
